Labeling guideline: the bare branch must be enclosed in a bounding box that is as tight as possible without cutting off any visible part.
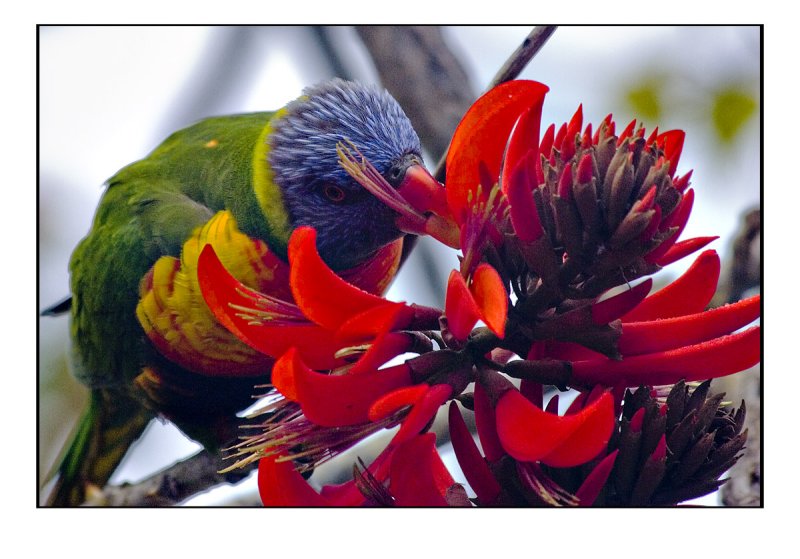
[355,26,475,162]
[84,449,258,507]
[433,26,558,182]
[487,26,557,89]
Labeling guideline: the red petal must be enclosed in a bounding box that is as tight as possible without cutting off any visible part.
[471,263,508,338]
[656,129,686,176]
[501,99,545,194]
[645,189,695,263]
[576,152,594,184]
[258,454,329,506]
[390,433,454,506]
[448,402,502,504]
[474,381,506,462]
[335,302,415,343]
[630,407,646,432]
[274,347,413,426]
[560,104,582,162]
[445,269,481,341]
[446,80,550,223]
[571,325,761,387]
[347,331,413,375]
[318,445,394,505]
[496,389,615,467]
[567,104,584,143]
[617,119,637,147]
[619,295,761,356]
[271,348,299,401]
[540,123,556,159]
[391,384,452,446]
[197,244,343,369]
[674,170,693,193]
[575,450,619,506]
[519,379,544,408]
[506,150,544,242]
[591,278,652,325]
[661,187,695,232]
[557,161,574,199]
[288,227,389,331]
[368,384,429,422]
[655,236,718,267]
[623,250,720,322]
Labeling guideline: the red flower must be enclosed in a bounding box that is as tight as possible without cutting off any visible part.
[199,79,759,507]
[258,432,456,507]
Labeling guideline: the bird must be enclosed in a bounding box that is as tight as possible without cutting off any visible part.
[43,78,443,506]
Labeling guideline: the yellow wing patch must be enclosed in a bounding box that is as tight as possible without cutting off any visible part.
[136,210,288,377]
[136,209,404,377]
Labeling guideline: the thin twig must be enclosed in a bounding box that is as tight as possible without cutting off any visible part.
[488,26,557,88]
[84,449,258,506]
[433,25,558,182]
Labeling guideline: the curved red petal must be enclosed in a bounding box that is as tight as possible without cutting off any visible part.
[368,384,429,422]
[391,384,452,446]
[623,250,720,322]
[571,325,761,387]
[445,269,481,341]
[506,150,544,242]
[495,388,614,465]
[501,100,545,195]
[318,445,395,505]
[656,129,686,176]
[655,235,718,267]
[446,81,550,223]
[258,454,329,506]
[347,331,412,376]
[389,433,454,506]
[591,278,653,325]
[645,189,695,263]
[271,348,300,401]
[288,227,388,330]
[474,381,506,463]
[197,244,343,369]
[471,263,508,339]
[619,295,761,356]
[335,302,415,343]
[575,450,619,506]
[276,347,413,427]
[541,392,615,467]
[519,379,544,408]
[448,402,502,504]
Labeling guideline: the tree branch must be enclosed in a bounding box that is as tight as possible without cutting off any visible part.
[83,449,258,506]
[355,26,475,164]
[433,25,558,182]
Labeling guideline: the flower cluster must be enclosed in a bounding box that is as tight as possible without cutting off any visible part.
[198,80,760,506]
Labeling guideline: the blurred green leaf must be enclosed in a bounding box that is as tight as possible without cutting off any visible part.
[712,88,756,143]
[626,83,662,121]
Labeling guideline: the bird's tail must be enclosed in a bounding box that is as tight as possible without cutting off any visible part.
[44,388,153,506]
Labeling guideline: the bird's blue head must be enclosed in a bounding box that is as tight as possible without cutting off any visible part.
[268,79,440,270]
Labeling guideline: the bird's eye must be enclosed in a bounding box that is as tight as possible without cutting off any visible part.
[323,184,347,203]
[389,166,403,181]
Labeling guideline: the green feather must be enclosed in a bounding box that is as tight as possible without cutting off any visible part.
[49,111,289,505]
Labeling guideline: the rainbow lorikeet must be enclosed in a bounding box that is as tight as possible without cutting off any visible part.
[44,79,443,506]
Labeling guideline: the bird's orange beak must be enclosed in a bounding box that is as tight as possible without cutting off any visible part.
[395,165,459,248]
[336,142,460,248]
[395,165,450,219]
